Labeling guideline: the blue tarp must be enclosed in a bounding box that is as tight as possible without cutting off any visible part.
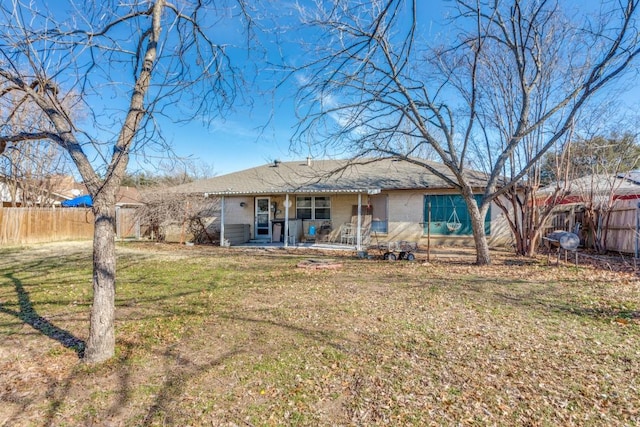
[61,194,93,207]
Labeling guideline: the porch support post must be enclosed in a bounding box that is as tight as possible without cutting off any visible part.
[357,192,362,251]
[636,202,640,258]
[284,193,290,248]
[220,195,225,247]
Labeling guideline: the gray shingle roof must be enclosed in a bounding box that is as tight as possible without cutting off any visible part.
[539,172,640,196]
[169,158,490,195]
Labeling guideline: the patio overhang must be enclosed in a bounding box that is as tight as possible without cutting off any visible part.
[204,187,382,197]
[215,188,378,251]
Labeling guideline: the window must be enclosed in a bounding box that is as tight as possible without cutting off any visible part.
[314,196,331,219]
[296,196,331,220]
[423,195,490,235]
[369,194,388,233]
[296,197,312,219]
[371,220,388,233]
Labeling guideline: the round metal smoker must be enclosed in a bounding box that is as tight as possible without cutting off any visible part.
[546,231,580,250]
[545,231,580,264]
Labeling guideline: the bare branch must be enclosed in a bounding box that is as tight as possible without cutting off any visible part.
[292,0,640,264]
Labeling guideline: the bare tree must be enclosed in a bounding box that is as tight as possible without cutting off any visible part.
[1,141,72,206]
[124,159,216,188]
[542,133,640,184]
[479,27,577,257]
[494,130,574,257]
[0,1,248,363]
[0,92,73,206]
[562,132,640,252]
[136,190,220,244]
[292,0,640,265]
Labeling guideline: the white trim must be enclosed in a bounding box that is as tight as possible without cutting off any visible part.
[220,196,226,246]
[255,196,272,241]
[284,193,290,248]
[357,193,362,251]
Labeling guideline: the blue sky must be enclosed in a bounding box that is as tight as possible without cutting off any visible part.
[6,1,637,177]
[110,1,639,176]
[129,1,458,175]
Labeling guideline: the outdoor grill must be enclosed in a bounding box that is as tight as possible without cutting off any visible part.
[543,231,580,264]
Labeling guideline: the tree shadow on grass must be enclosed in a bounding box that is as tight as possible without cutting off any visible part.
[493,290,640,322]
[140,347,244,426]
[0,272,85,358]
[419,274,639,324]
[39,338,239,427]
[136,313,351,425]
[219,312,351,352]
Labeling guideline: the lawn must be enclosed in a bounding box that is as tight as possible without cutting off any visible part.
[0,241,638,426]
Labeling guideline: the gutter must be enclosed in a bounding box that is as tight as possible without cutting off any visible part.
[203,188,382,197]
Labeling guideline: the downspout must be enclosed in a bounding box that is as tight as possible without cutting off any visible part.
[284,193,290,248]
[357,193,362,251]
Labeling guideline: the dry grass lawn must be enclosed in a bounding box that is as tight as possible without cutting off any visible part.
[0,241,639,426]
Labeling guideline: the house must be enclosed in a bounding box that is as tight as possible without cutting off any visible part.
[169,158,512,249]
[539,172,640,255]
[0,177,14,207]
[0,174,89,207]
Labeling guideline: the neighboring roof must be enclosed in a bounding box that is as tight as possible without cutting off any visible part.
[61,194,93,207]
[56,187,142,206]
[0,173,87,203]
[621,170,640,186]
[539,172,640,198]
[0,173,142,206]
[47,174,88,200]
[169,158,490,196]
[116,186,142,205]
[0,180,10,202]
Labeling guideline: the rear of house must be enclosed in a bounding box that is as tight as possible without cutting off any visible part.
[168,158,512,249]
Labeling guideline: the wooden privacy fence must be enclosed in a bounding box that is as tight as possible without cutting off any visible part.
[116,207,142,240]
[0,207,94,245]
[545,198,640,255]
[603,200,638,255]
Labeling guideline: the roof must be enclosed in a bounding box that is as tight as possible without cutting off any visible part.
[539,172,640,198]
[52,187,142,208]
[169,158,490,196]
[0,174,87,203]
[47,175,87,200]
[116,186,142,205]
[621,170,640,186]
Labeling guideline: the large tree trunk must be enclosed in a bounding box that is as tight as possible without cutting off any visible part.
[470,211,491,265]
[463,191,492,265]
[83,197,117,363]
